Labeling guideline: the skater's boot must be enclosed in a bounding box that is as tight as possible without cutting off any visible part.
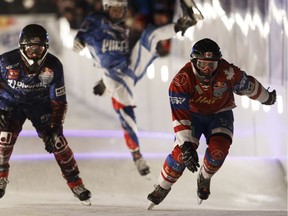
[132,150,150,176]
[180,0,204,21]
[197,171,211,204]
[135,157,150,176]
[147,185,171,205]
[68,178,92,206]
[0,177,8,198]
[174,16,197,36]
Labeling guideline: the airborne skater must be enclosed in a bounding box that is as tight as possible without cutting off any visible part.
[147,38,276,209]
[73,0,201,177]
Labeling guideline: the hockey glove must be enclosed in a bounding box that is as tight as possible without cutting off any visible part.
[93,79,106,96]
[262,89,276,105]
[181,142,200,172]
[43,127,60,153]
[73,39,85,53]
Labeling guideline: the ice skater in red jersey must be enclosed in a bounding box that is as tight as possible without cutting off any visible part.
[147,38,276,208]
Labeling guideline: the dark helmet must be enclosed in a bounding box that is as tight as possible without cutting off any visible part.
[190,38,222,86]
[19,24,49,73]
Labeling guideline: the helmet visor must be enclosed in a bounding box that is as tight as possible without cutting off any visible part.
[196,59,218,74]
[24,44,46,59]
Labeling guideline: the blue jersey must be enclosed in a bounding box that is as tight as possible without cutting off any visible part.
[0,49,66,109]
[75,12,130,72]
[74,11,176,105]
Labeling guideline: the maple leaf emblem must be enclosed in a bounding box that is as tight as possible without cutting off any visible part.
[224,67,235,80]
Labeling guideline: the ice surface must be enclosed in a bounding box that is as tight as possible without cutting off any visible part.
[0,96,287,216]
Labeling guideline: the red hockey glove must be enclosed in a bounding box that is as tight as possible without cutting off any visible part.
[181,142,200,172]
[262,89,276,105]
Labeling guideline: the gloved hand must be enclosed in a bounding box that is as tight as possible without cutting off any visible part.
[93,79,106,96]
[73,39,85,53]
[262,89,276,105]
[43,127,59,153]
[181,142,200,172]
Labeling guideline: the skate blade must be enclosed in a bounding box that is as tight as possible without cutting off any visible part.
[81,199,91,206]
[143,173,152,181]
[197,197,203,205]
[147,202,155,210]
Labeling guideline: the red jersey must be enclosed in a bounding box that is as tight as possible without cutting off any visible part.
[169,59,269,145]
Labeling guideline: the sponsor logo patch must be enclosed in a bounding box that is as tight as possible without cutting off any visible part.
[7,69,19,79]
[38,67,54,85]
[0,131,12,144]
[213,81,227,97]
[56,86,66,97]
[173,72,188,86]
[170,96,186,104]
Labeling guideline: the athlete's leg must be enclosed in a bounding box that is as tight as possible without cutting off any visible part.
[197,110,234,201]
[201,110,234,178]
[28,103,91,201]
[147,145,186,205]
[112,98,150,176]
[0,109,24,198]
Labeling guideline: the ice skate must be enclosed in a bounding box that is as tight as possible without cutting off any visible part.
[175,0,204,36]
[135,157,151,178]
[197,171,211,204]
[70,181,92,206]
[147,185,171,209]
[0,177,8,198]
[180,0,204,21]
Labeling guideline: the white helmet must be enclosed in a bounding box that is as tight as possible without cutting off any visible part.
[102,0,128,11]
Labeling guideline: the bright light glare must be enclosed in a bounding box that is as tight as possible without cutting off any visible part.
[59,18,74,49]
[242,96,250,109]
[147,64,155,79]
[251,100,260,111]
[79,47,92,58]
[277,95,283,114]
[161,65,169,82]
[262,105,271,112]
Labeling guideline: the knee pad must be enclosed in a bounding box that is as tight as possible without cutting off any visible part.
[208,135,231,160]
[203,135,231,176]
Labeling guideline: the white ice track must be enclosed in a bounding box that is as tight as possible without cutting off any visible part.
[0,132,287,216]
[0,97,286,216]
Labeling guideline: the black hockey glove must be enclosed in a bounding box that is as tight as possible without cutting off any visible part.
[43,127,60,153]
[93,79,106,96]
[181,142,200,173]
[262,89,276,105]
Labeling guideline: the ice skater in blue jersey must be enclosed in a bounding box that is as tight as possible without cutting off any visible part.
[73,0,200,176]
[0,24,91,205]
